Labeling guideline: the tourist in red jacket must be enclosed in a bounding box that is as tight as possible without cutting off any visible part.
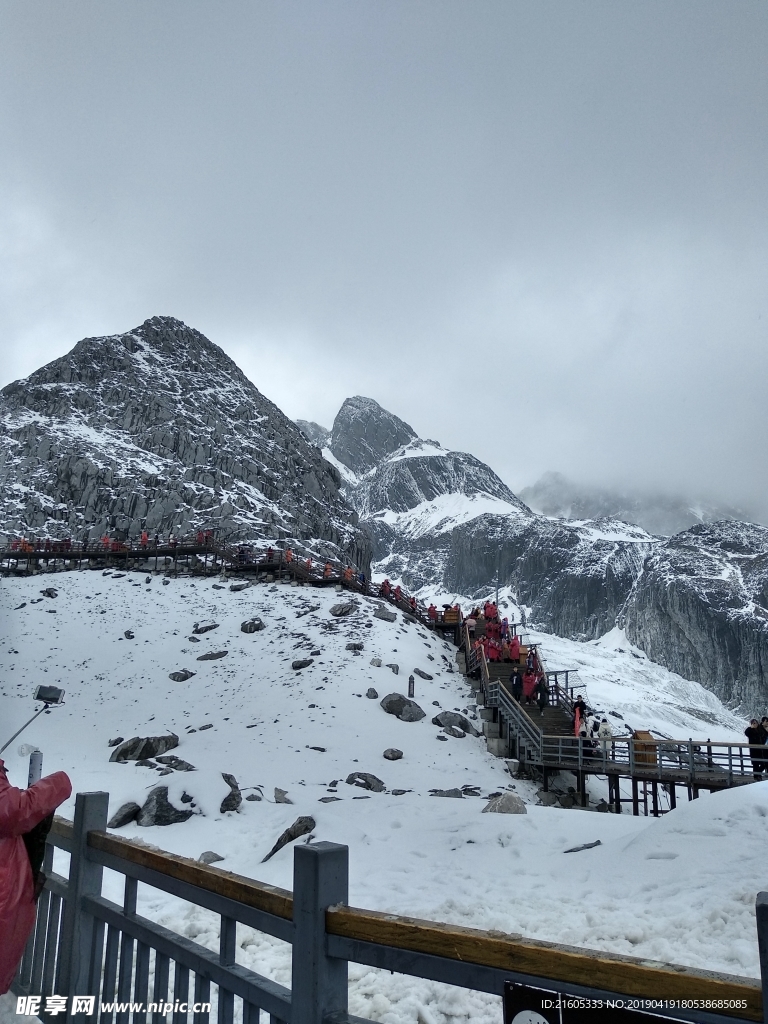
[0,759,71,993]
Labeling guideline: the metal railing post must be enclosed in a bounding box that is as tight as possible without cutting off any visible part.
[57,791,109,1021]
[755,892,768,1024]
[291,842,349,1024]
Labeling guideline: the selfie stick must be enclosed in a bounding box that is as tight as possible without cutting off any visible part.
[0,703,59,756]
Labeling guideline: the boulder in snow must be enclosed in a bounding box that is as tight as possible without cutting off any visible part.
[380,693,425,722]
[229,582,250,592]
[431,711,480,737]
[383,748,403,761]
[370,658,382,667]
[110,734,179,763]
[193,621,219,634]
[330,602,356,617]
[241,617,266,633]
[366,687,379,699]
[482,793,527,814]
[107,802,141,828]
[124,630,135,640]
[346,642,364,651]
[262,815,316,862]
[385,663,400,675]
[442,726,465,738]
[413,668,433,680]
[430,788,464,798]
[136,787,193,826]
[107,736,124,747]
[198,851,225,864]
[346,771,385,792]
[155,755,196,771]
[220,773,242,812]
[274,788,293,804]
[292,659,313,670]
[169,669,196,682]
[196,650,228,661]
[374,606,397,623]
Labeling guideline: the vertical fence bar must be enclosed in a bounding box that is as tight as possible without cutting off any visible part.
[172,963,190,1024]
[42,894,63,999]
[115,878,137,1024]
[218,918,236,1024]
[57,791,109,1019]
[31,842,55,995]
[151,953,170,1024]
[291,842,349,1024]
[193,974,210,1024]
[133,942,151,1024]
[99,926,120,1024]
[755,892,768,1024]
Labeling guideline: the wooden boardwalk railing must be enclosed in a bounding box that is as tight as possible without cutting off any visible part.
[12,794,767,1024]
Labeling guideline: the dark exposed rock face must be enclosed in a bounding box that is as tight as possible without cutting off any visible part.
[0,316,369,568]
[296,420,330,448]
[623,522,768,707]
[329,396,417,476]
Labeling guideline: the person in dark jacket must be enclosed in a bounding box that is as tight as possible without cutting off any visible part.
[745,719,767,779]
[510,669,523,703]
[536,675,549,715]
[0,759,72,993]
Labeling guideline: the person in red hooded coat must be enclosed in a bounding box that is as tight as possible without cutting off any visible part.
[0,759,71,994]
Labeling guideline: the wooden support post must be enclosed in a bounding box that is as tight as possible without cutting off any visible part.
[631,779,639,816]
[669,784,676,810]
[578,771,587,807]
[55,791,109,1019]
[291,842,349,1024]
[612,776,621,814]
[651,781,659,817]
[542,767,548,793]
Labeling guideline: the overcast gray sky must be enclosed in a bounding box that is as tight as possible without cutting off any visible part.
[1,1,766,512]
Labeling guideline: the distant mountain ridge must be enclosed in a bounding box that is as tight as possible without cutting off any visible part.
[521,470,747,537]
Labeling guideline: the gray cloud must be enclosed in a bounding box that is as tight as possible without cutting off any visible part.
[1,1,766,514]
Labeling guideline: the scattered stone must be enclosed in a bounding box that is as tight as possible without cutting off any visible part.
[413,668,433,680]
[346,642,364,651]
[308,745,326,752]
[212,583,225,590]
[432,701,440,706]
[310,649,321,656]
[124,630,135,640]
[112,574,125,579]
[380,692,425,722]
[391,789,409,796]
[198,851,225,864]
[482,793,527,815]
[107,737,124,747]
[262,815,316,862]
[162,578,170,585]
[169,669,196,682]
[193,622,219,634]
[319,796,342,803]
[107,802,141,828]
[373,606,397,622]
[346,772,385,792]
[136,787,194,826]
[158,768,173,776]
[370,658,382,667]
[245,793,261,802]
[46,609,57,614]
[155,755,196,771]
[537,791,558,806]
[558,794,575,809]
[41,587,58,598]
[292,659,313,670]
[330,602,356,617]
[442,726,465,738]
[436,734,448,741]
[196,651,228,661]
[383,748,403,761]
[385,663,399,675]
[430,788,464,798]
[595,800,611,813]
[564,840,602,853]
[188,636,200,643]
[431,711,480,737]
[366,687,379,699]
[241,617,266,633]
[180,792,194,803]
[14,603,26,610]
[229,582,250,592]
[110,734,180,762]
[145,577,151,584]
[136,759,157,768]
[352,795,370,800]
[199,723,213,731]
[274,788,293,804]
[220,774,242,812]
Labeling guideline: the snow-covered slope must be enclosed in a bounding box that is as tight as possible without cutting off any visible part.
[0,316,368,566]
[2,570,763,1024]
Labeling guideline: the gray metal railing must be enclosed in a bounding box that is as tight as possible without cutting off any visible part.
[12,791,768,1024]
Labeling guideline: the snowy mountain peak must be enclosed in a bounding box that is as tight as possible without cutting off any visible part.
[329,396,418,476]
[0,318,369,565]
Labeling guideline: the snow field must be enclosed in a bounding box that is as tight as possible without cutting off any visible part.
[1,570,765,1023]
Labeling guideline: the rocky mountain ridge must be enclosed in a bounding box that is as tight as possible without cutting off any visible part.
[0,316,369,567]
[302,398,768,706]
